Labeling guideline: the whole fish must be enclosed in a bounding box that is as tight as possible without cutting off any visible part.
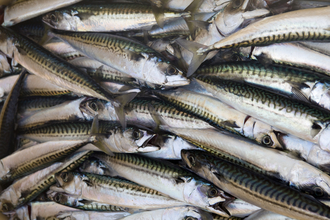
[0,151,91,212]
[94,152,234,216]
[0,26,132,127]
[0,69,26,159]
[198,6,330,53]
[181,150,330,220]
[155,88,282,148]
[47,190,126,212]
[18,120,159,153]
[3,0,82,26]
[51,30,189,88]
[50,171,188,210]
[0,138,95,182]
[240,43,330,77]
[43,3,189,32]
[195,62,330,111]
[118,206,213,220]
[196,78,330,152]
[165,127,330,200]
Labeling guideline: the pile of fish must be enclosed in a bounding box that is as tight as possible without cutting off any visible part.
[1,0,330,219]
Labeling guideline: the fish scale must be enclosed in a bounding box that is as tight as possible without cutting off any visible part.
[18,96,77,113]
[182,150,330,220]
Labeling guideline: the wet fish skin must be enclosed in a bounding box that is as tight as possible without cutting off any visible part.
[3,0,83,26]
[199,6,330,53]
[94,152,233,216]
[51,171,188,209]
[195,77,330,152]
[51,30,189,87]
[195,61,330,111]
[181,150,330,220]
[0,69,27,159]
[155,88,282,148]
[0,26,117,103]
[18,120,159,153]
[43,3,189,32]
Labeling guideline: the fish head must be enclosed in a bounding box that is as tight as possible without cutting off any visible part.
[4,205,29,220]
[214,0,269,36]
[0,161,10,181]
[79,159,108,175]
[116,126,159,153]
[250,121,284,149]
[80,98,117,121]
[47,190,82,207]
[163,206,213,220]
[0,187,18,212]
[152,61,189,87]
[51,172,81,196]
[183,178,232,216]
[43,10,78,31]
[181,150,210,172]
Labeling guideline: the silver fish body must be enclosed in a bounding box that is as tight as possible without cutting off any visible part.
[200,6,330,53]
[55,210,130,220]
[18,121,159,153]
[181,150,330,220]
[244,209,295,220]
[156,88,283,148]
[0,151,91,212]
[241,43,330,77]
[0,139,94,181]
[50,172,188,210]
[3,0,82,26]
[118,206,213,220]
[51,30,189,88]
[165,127,330,200]
[94,152,233,216]
[43,3,189,32]
[196,78,330,152]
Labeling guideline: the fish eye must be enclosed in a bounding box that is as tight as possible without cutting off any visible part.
[208,187,219,198]
[50,13,57,22]
[184,217,197,220]
[132,129,142,140]
[54,194,61,203]
[1,203,8,211]
[232,0,243,8]
[313,186,324,197]
[88,101,98,112]
[188,155,196,166]
[262,135,273,147]
[166,66,177,75]
[61,172,69,182]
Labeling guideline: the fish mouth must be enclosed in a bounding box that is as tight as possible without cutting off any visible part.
[209,201,231,217]
[164,75,190,87]
[137,134,160,153]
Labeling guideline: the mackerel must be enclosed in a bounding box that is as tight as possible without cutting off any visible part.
[94,152,234,216]
[3,0,82,26]
[0,69,26,159]
[156,88,282,148]
[0,138,95,182]
[0,151,91,212]
[195,62,330,111]
[51,30,189,88]
[244,209,295,220]
[50,171,188,210]
[240,43,330,77]
[43,3,189,32]
[198,6,330,53]
[181,150,330,220]
[47,190,126,212]
[0,26,131,126]
[18,120,159,153]
[195,78,330,152]
[165,127,330,199]
[118,206,212,220]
